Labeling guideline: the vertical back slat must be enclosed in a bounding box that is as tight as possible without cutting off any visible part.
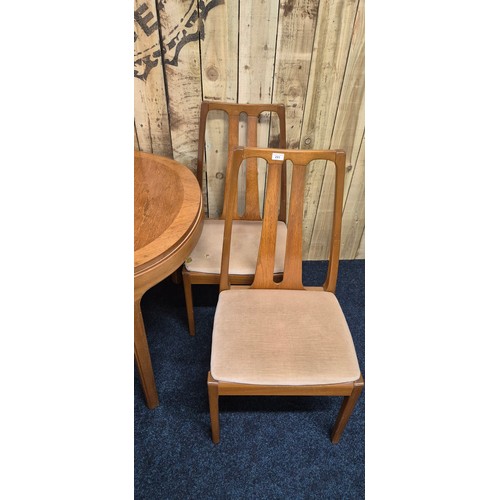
[227,112,240,160]
[197,102,209,190]
[220,147,245,292]
[220,111,240,219]
[228,112,240,219]
[244,115,261,219]
[278,110,287,223]
[281,163,307,289]
[250,161,282,289]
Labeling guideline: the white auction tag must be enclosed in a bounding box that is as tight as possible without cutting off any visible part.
[271,152,285,161]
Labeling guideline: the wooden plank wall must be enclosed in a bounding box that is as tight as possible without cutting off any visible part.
[134,0,365,260]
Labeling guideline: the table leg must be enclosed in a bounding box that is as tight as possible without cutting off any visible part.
[134,298,159,409]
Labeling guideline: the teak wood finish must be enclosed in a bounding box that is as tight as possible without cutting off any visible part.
[135,151,204,408]
[182,101,287,336]
[208,147,364,444]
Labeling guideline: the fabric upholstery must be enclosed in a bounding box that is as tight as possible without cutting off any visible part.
[185,219,287,275]
[210,289,360,385]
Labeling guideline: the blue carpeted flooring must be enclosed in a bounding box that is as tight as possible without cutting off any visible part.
[135,260,365,499]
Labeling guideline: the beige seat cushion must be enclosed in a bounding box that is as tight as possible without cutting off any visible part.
[185,219,287,275]
[211,289,361,386]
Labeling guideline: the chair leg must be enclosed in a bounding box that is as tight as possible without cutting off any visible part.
[207,373,220,444]
[330,376,364,444]
[182,268,195,336]
[170,266,182,285]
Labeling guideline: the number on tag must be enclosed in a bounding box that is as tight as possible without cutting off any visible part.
[271,152,285,161]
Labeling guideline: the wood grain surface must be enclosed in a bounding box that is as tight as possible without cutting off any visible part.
[133,0,365,259]
[134,151,203,274]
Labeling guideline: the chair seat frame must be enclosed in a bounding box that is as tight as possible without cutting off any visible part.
[208,373,364,443]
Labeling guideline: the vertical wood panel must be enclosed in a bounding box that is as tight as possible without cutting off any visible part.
[300,0,359,252]
[307,0,365,260]
[355,230,365,259]
[201,0,239,217]
[271,0,320,149]
[239,0,279,104]
[342,93,365,205]
[300,0,358,150]
[157,0,203,172]
[201,0,238,103]
[133,0,172,156]
[341,136,365,258]
[134,122,140,151]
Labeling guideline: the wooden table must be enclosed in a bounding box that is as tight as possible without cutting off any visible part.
[135,151,204,408]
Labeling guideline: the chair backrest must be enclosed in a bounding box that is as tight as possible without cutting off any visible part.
[197,101,287,221]
[220,147,346,294]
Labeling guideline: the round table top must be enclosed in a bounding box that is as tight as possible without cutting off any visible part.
[134,151,203,276]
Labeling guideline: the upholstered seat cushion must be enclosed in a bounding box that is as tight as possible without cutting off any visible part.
[184,219,287,275]
[210,289,361,386]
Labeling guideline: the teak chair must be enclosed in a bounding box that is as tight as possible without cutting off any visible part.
[182,101,288,336]
[207,146,364,444]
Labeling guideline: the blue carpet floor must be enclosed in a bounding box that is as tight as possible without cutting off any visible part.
[135,260,365,499]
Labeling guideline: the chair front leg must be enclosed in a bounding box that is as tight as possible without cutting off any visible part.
[330,376,364,443]
[207,373,220,444]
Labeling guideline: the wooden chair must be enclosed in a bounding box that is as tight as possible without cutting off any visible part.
[182,101,287,336]
[207,146,364,444]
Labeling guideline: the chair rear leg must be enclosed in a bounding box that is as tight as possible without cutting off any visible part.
[330,376,364,443]
[170,266,182,284]
[182,268,196,336]
[207,373,220,444]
